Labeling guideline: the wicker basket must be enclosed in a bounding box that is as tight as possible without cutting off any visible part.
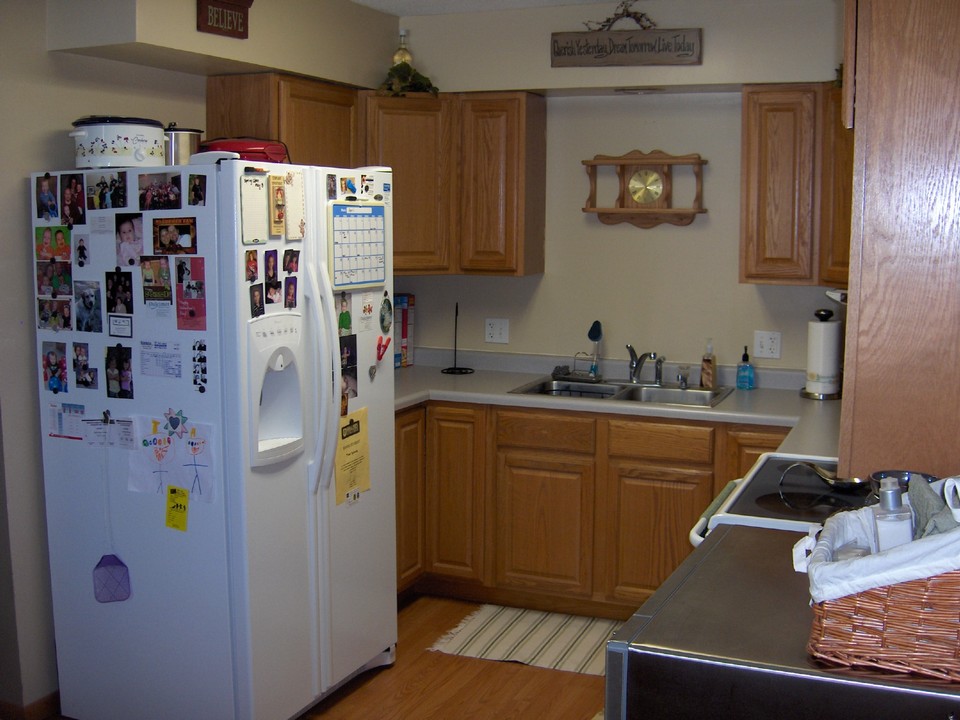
[808,568,960,681]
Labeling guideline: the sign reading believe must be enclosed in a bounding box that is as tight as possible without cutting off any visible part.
[550,28,702,68]
[197,0,254,40]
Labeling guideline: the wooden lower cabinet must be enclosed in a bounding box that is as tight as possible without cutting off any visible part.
[425,403,487,582]
[601,460,713,603]
[598,418,716,604]
[395,406,426,591]
[494,410,596,597]
[720,424,791,494]
[397,403,786,613]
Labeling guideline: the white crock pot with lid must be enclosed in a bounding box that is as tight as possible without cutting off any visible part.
[70,116,165,169]
[164,123,203,165]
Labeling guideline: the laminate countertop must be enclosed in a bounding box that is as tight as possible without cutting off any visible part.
[394,365,840,458]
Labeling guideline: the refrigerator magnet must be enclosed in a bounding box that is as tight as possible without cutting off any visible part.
[108,315,133,339]
[379,292,392,334]
[165,486,189,532]
[175,258,207,331]
[269,175,285,236]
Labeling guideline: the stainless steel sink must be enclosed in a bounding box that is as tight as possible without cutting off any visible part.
[509,378,622,399]
[508,377,733,406]
[613,384,734,407]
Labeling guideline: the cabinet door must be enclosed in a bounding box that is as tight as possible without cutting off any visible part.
[495,448,594,596]
[395,407,426,591]
[277,76,360,167]
[603,460,713,603]
[364,94,459,273]
[740,84,821,283]
[425,404,486,581]
[459,93,545,275]
[840,0,960,478]
[205,73,359,167]
[601,418,715,603]
[818,86,854,287]
[206,74,279,141]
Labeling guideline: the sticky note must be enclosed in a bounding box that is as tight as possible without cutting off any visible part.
[165,485,189,532]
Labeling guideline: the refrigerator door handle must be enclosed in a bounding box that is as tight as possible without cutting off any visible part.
[306,263,339,495]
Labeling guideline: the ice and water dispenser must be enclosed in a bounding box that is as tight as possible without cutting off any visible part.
[247,313,304,465]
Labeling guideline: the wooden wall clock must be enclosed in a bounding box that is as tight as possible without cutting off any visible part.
[582,149,707,228]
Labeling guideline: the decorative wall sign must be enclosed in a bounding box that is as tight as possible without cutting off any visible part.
[551,1,702,68]
[197,0,254,40]
[551,29,702,67]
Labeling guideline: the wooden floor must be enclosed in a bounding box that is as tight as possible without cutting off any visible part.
[298,595,606,720]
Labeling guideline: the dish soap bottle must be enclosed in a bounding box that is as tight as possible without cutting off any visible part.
[874,477,914,551]
[700,338,716,390]
[736,346,755,390]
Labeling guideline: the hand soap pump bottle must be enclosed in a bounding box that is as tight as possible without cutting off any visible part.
[700,338,716,390]
[736,346,755,390]
[874,478,914,551]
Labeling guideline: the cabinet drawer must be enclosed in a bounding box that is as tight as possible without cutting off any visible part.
[608,419,714,464]
[496,410,595,454]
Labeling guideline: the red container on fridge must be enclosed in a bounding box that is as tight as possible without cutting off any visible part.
[198,138,289,162]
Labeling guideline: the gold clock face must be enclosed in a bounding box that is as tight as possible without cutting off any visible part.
[628,168,664,204]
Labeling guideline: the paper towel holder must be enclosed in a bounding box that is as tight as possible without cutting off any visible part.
[800,308,842,401]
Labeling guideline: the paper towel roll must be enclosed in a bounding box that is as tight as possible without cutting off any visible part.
[806,320,842,395]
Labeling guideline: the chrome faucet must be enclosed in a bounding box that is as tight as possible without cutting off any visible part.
[626,345,657,384]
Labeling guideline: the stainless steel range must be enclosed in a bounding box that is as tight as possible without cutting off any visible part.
[690,452,874,545]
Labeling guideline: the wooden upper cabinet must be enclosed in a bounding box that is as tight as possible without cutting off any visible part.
[206,73,361,168]
[740,83,821,284]
[740,82,853,287]
[363,93,460,273]
[819,86,855,287]
[459,93,546,275]
[840,0,960,479]
[363,91,545,276]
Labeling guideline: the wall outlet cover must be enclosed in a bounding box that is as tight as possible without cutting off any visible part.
[754,330,781,359]
[485,318,509,344]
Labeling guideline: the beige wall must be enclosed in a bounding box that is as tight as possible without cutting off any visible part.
[397,91,833,373]
[396,1,843,373]
[47,0,398,85]
[401,0,841,92]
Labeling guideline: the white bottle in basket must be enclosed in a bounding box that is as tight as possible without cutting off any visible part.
[874,478,914,551]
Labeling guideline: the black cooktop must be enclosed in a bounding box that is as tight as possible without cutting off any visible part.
[723,455,873,526]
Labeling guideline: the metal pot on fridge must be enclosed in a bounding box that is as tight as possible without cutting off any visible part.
[164,123,203,164]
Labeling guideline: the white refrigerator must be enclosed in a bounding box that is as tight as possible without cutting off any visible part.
[31,158,397,720]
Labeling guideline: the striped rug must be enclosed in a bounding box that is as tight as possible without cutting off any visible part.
[429,604,621,676]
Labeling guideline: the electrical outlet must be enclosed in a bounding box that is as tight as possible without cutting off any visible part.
[754,330,781,359]
[485,318,509,344]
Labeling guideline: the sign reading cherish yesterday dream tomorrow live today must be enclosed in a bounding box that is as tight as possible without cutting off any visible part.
[550,29,703,67]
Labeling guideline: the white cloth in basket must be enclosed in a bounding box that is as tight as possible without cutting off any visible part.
[794,480,960,603]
